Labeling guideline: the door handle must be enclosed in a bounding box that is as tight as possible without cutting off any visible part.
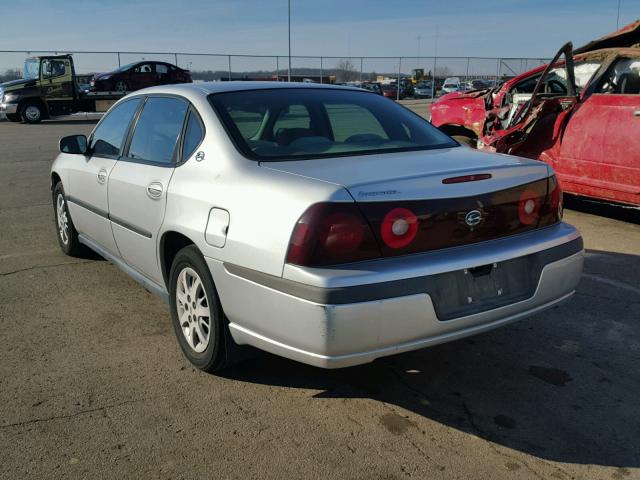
[146,182,163,199]
[634,110,640,117]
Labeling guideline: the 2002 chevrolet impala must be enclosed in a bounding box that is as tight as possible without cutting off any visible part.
[51,82,584,371]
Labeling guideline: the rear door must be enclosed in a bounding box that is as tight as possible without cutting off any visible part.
[66,98,142,255]
[558,55,640,204]
[107,95,190,285]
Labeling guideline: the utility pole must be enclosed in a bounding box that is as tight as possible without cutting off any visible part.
[287,0,291,82]
[616,0,622,29]
[431,29,438,99]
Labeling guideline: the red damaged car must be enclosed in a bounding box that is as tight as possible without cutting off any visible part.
[90,61,192,93]
[431,20,640,208]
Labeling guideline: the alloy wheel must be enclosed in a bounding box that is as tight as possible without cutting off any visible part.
[176,267,211,353]
[24,105,41,122]
[56,193,69,245]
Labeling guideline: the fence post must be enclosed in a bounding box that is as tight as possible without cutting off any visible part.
[465,57,470,81]
[320,56,323,84]
[174,53,178,66]
[117,52,121,68]
[397,57,401,101]
[360,57,363,82]
[276,56,279,80]
[431,55,437,98]
[496,57,501,82]
[228,55,232,81]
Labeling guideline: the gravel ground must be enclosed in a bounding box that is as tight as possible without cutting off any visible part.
[0,119,639,480]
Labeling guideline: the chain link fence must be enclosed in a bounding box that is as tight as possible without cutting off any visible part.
[0,50,551,86]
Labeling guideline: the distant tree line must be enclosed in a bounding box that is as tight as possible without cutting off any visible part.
[0,69,21,82]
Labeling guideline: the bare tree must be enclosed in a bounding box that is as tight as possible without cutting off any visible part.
[336,59,358,83]
[0,69,21,82]
[435,66,452,78]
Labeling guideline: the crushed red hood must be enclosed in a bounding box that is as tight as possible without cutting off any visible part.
[574,19,640,54]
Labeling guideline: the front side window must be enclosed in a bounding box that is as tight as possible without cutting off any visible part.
[210,88,457,161]
[128,97,188,164]
[596,57,640,95]
[156,64,168,75]
[133,63,153,74]
[90,98,141,157]
[42,60,67,79]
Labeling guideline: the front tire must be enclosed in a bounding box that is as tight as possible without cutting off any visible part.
[169,246,230,372]
[52,182,83,256]
[20,101,44,124]
[5,113,21,122]
[114,80,128,92]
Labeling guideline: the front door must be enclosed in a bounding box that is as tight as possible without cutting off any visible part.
[130,63,156,90]
[40,57,75,115]
[559,56,640,205]
[66,98,142,255]
[108,96,189,285]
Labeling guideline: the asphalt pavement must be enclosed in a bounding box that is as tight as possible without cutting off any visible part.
[0,119,639,480]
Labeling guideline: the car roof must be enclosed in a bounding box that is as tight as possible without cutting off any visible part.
[132,81,365,98]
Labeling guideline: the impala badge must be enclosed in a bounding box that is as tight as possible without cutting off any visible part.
[464,210,483,227]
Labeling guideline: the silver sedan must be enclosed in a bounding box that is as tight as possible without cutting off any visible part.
[51,82,583,371]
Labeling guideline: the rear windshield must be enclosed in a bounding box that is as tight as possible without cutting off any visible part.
[209,88,457,161]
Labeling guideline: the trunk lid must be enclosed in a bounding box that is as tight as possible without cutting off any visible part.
[261,147,549,202]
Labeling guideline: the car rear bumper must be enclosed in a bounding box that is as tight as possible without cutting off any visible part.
[207,222,583,368]
[0,102,18,114]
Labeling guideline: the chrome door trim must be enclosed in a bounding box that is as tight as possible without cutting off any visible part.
[110,215,153,239]
[66,195,108,219]
[67,195,152,238]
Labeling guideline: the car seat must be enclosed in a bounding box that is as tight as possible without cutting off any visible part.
[616,73,640,94]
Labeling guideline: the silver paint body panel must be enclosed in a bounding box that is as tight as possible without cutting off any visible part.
[51,82,584,368]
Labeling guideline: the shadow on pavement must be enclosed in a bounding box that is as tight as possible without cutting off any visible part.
[221,248,640,468]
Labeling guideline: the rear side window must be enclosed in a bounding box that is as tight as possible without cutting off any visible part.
[128,97,188,164]
[182,111,204,160]
[90,98,141,157]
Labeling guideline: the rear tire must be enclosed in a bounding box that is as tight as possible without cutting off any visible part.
[452,135,477,148]
[169,245,237,372]
[52,182,83,256]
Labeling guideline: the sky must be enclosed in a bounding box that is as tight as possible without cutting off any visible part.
[1,1,639,73]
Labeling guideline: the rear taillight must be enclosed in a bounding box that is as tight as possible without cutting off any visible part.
[518,189,542,225]
[381,208,418,249]
[539,175,563,226]
[286,203,381,267]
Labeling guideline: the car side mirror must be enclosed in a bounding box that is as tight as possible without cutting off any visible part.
[59,134,88,155]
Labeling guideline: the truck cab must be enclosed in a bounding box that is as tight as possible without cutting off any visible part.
[1,54,123,123]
